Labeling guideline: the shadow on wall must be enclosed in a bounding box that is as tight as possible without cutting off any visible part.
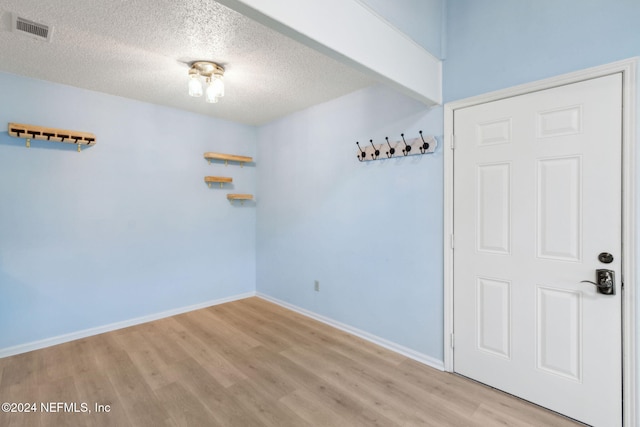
[355,85,437,131]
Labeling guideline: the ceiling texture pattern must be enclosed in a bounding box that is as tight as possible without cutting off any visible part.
[0,0,377,125]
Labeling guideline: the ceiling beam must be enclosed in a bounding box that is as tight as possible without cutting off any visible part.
[216,0,442,106]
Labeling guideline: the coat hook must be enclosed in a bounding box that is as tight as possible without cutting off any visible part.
[401,133,411,156]
[385,137,395,158]
[369,139,380,160]
[419,130,430,154]
[356,141,366,161]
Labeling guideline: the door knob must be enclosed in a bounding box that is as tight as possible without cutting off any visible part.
[581,269,615,295]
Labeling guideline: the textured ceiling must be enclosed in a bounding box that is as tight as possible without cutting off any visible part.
[0,0,377,125]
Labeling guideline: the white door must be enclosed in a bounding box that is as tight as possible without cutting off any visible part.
[453,73,622,427]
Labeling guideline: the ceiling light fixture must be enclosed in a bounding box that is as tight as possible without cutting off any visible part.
[188,61,225,103]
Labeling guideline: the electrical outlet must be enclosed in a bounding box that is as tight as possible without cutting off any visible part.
[314,280,320,292]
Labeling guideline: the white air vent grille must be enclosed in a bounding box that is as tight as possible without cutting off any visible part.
[12,15,53,42]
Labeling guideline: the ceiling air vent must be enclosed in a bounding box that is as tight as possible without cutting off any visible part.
[12,15,53,42]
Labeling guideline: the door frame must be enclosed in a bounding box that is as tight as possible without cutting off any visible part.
[443,58,638,426]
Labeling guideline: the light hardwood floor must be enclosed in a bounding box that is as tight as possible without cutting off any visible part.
[0,297,581,426]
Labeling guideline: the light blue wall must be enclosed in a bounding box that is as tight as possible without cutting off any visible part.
[253,0,640,365]
[0,72,256,349]
[360,0,445,58]
[254,0,446,362]
[256,85,444,359]
[444,0,640,102]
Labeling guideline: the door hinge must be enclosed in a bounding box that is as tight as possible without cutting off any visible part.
[450,234,455,250]
[450,333,455,349]
[450,134,456,150]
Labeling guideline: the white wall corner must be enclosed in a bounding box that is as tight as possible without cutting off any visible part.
[216,0,442,106]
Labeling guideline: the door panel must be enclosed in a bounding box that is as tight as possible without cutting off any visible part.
[477,163,511,254]
[537,156,582,261]
[536,286,582,381]
[476,277,511,359]
[453,73,622,427]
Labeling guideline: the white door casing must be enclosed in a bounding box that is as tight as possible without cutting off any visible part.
[443,59,637,427]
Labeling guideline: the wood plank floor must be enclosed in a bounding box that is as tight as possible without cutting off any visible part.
[0,297,581,426]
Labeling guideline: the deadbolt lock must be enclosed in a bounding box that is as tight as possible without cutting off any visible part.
[598,252,614,264]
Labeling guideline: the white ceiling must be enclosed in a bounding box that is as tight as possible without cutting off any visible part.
[0,0,377,126]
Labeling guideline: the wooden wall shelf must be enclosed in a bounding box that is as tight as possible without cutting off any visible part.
[204,152,252,167]
[8,122,96,152]
[227,194,253,205]
[204,176,232,188]
[203,152,253,203]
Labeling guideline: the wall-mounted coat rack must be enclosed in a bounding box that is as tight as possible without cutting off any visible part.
[8,122,96,152]
[356,131,436,162]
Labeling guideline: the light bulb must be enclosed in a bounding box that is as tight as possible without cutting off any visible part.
[188,73,203,97]
[205,79,219,103]
[211,75,224,98]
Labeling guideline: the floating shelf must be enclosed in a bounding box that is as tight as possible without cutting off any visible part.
[227,194,253,205]
[204,176,232,188]
[8,122,96,152]
[227,194,253,200]
[204,152,252,167]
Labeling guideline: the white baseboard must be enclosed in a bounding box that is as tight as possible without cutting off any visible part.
[0,291,256,359]
[256,292,444,371]
[2,290,445,372]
